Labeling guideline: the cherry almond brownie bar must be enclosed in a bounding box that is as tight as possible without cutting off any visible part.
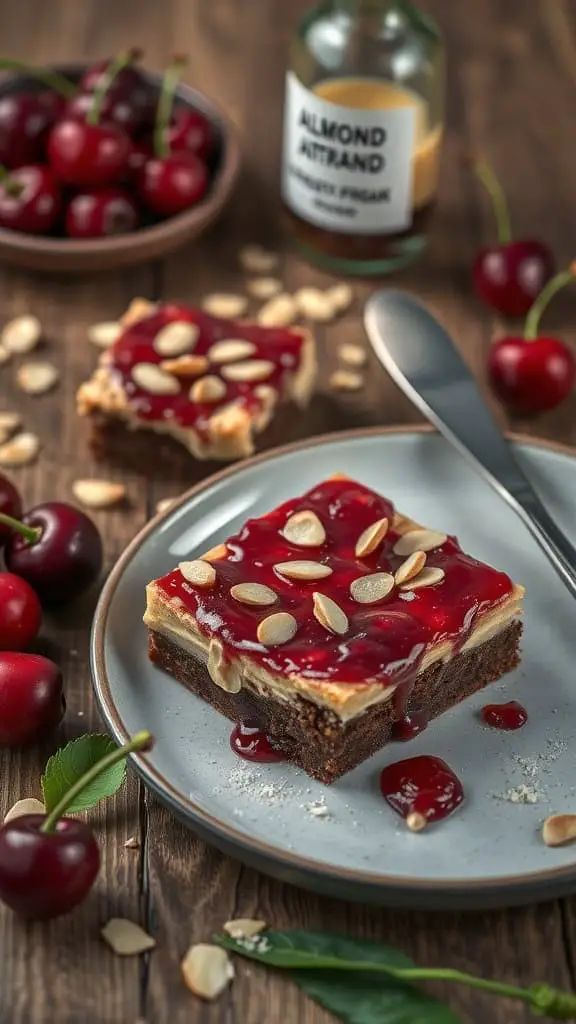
[144,475,524,783]
[77,298,316,469]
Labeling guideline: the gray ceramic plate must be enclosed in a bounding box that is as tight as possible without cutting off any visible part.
[91,427,576,910]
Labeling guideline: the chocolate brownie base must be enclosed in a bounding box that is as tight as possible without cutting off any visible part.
[148,621,523,783]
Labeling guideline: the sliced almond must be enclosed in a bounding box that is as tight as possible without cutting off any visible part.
[0,411,21,443]
[313,592,349,635]
[350,572,395,604]
[329,369,363,392]
[17,361,59,395]
[239,244,279,274]
[393,529,447,556]
[355,517,389,558]
[190,375,227,403]
[282,509,326,547]
[208,339,256,364]
[0,345,10,364]
[72,479,126,509]
[542,814,576,847]
[159,354,208,377]
[202,293,248,319]
[246,277,282,300]
[400,566,445,591]
[254,383,277,408]
[295,287,335,323]
[230,582,277,606]
[202,543,228,563]
[0,432,40,467]
[221,359,274,383]
[257,293,297,327]
[1,314,41,354]
[338,343,366,368]
[124,836,140,849]
[223,918,267,939]
[179,559,216,587]
[121,297,157,327]
[274,560,332,581]
[88,321,123,349]
[156,496,179,515]
[153,320,199,357]
[181,943,235,1001]
[395,551,427,586]
[101,918,156,956]
[326,282,353,314]
[257,611,298,645]
[3,797,45,824]
[131,362,181,395]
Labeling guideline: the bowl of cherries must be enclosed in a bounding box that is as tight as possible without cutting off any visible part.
[0,50,240,272]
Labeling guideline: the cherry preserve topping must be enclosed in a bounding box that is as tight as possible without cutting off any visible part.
[393,711,429,742]
[104,303,307,440]
[230,721,284,763]
[480,700,528,731]
[380,755,464,831]
[156,478,516,689]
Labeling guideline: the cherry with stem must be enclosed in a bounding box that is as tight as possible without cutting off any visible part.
[488,262,576,415]
[0,163,61,234]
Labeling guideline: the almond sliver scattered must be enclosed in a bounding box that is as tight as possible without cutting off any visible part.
[0,432,40,467]
[181,944,235,1000]
[101,918,156,956]
[88,321,123,349]
[3,797,45,824]
[72,479,126,509]
[223,918,267,939]
[1,314,41,354]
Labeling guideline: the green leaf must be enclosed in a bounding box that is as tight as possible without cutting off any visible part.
[41,734,127,813]
[218,930,414,971]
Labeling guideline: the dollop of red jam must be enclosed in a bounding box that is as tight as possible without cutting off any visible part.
[380,755,464,825]
[105,303,306,440]
[156,477,515,688]
[393,711,429,741]
[480,700,528,730]
[230,721,285,763]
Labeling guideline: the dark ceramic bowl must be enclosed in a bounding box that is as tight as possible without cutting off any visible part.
[0,63,241,273]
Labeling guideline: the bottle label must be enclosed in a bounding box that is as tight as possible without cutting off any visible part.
[282,71,416,235]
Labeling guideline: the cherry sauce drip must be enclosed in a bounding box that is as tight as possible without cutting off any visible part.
[230,721,284,763]
[480,700,528,731]
[392,711,429,742]
[380,754,464,829]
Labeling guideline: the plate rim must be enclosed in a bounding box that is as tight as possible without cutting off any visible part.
[91,424,576,899]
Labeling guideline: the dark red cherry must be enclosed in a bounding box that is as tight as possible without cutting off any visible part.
[0,472,22,545]
[47,118,131,187]
[79,56,153,117]
[3,501,103,605]
[167,106,214,160]
[0,92,55,168]
[0,572,42,651]
[138,151,208,216]
[0,652,64,747]
[124,138,153,183]
[0,816,99,919]
[0,164,61,235]
[65,91,142,136]
[65,186,138,238]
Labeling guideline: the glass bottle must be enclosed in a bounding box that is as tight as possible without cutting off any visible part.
[281,0,445,276]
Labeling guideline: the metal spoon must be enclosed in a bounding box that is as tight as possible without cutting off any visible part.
[364,289,576,599]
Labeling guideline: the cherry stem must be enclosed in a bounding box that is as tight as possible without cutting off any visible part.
[153,55,188,159]
[0,511,40,545]
[86,47,142,127]
[0,165,23,197]
[41,731,154,834]
[524,262,576,340]
[0,59,77,98]
[471,159,512,245]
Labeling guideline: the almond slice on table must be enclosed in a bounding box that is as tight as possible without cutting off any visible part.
[88,321,123,349]
[257,293,298,327]
[294,287,335,322]
[223,918,267,939]
[0,411,21,443]
[329,369,363,392]
[355,517,389,558]
[3,797,45,824]
[0,432,40,467]
[72,479,127,509]
[338,343,366,368]
[181,944,235,1001]
[101,918,156,956]
[1,314,41,354]
[399,566,445,591]
[124,836,140,849]
[313,592,349,635]
[153,320,199,357]
[350,572,395,604]
[326,282,353,314]
[395,550,427,586]
[282,509,326,547]
[221,359,274,383]
[179,559,216,587]
[17,361,59,395]
[274,560,332,581]
[155,496,179,515]
[159,354,208,377]
[542,814,576,847]
[230,582,278,606]
[190,375,227,403]
[208,339,256,364]
[238,244,279,274]
[246,277,283,300]
[393,529,447,556]
[257,611,298,646]
[131,362,181,395]
[202,293,248,319]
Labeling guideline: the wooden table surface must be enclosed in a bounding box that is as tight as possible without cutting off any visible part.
[1,1,576,1022]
